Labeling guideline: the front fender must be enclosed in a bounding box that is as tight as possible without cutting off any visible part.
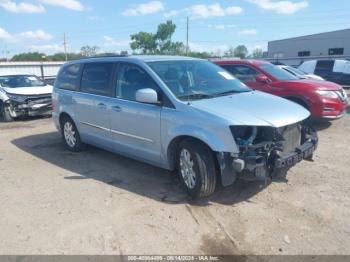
[167,124,238,153]
[0,88,9,102]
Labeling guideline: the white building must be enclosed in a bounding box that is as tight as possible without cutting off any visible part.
[267,28,350,66]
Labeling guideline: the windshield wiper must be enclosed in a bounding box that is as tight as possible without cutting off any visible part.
[179,93,215,100]
[213,90,251,97]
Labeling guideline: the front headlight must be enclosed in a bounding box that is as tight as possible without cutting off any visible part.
[6,93,27,103]
[315,90,338,99]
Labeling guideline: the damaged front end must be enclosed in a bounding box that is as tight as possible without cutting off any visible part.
[5,93,52,118]
[217,122,318,186]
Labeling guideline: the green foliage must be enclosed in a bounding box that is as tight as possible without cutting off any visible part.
[11,52,48,61]
[224,45,249,59]
[130,31,157,54]
[80,45,100,57]
[251,48,263,58]
[234,45,248,59]
[130,20,185,55]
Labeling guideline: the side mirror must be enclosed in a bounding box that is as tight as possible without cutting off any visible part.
[135,88,159,104]
[256,75,270,84]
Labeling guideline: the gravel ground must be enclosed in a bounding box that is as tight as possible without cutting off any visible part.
[0,102,349,255]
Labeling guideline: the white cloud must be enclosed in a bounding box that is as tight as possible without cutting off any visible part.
[208,24,236,30]
[189,42,229,55]
[0,27,53,43]
[186,3,242,18]
[103,36,130,48]
[0,1,45,13]
[18,30,53,40]
[39,0,84,11]
[30,44,62,53]
[246,0,308,14]
[238,29,258,35]
[0,27,11,39]
[122,1,164,16]
[163,10,179,18]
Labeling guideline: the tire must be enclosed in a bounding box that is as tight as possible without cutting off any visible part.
[176,139,217,198]
[60,116,84,152]
[0,101,13,122]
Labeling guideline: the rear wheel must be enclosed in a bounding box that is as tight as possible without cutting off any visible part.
[0,101,13,122]
[61,116,84,152]
[176,139,217,198]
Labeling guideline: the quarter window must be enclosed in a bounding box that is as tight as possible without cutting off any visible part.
[81,63,113,96]
[315,60,334,73]
[56,64,81,91]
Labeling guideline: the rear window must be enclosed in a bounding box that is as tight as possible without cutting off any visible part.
[56,64,81,91]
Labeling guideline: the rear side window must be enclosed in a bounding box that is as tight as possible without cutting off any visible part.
[221,64,262,82]
[81,63,114,96]
[315,60,334,73]
[56,64,81,90]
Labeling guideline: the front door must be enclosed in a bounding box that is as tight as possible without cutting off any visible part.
[109,63,162,164]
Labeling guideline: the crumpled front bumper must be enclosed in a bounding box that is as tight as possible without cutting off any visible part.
[217,125,318,186]
[6,98,52,118]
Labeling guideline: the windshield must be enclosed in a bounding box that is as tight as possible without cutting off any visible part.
[0,75,46,88]
[259,64,298,81]
[148,60,251,100]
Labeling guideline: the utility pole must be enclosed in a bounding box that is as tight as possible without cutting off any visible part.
[63,34,68,61]
[186,16,189,56]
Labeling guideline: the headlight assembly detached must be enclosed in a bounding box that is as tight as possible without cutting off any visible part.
[6,93,27,103]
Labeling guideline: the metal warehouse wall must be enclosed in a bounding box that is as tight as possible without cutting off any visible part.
[0,61,64,78]
[267,28,350,66]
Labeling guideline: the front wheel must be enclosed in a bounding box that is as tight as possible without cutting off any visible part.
[177,139,217,198]
[61,116,84,152]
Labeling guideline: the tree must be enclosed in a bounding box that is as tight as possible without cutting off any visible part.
[251,48,263,58]
[49,52,83,61]
[11,52,47,61]
[130,32,157,54]
[233,45,248,59]
[130,20,185,55]
[224,47,235,57]
[80,45,100,57]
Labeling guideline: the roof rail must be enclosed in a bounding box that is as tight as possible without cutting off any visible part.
[78,54,129,60]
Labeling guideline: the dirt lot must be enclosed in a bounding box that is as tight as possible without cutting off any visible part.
[1,106,350,255]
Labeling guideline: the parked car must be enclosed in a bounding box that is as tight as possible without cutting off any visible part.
[277,65,325,81]
[0,73,53,122]
[298,59,350,87]
[53,55,318,198]
[214,59,348,120]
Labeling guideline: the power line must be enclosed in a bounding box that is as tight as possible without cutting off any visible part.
[186,17,189,55]
[63,34,68,61]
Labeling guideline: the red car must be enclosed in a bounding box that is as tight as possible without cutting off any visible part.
[214,59,348,120]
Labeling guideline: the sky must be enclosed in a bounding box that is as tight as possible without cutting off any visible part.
[0,0,350,57]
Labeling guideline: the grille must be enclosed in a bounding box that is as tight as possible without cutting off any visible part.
[336,90,348,103]
[278,124,301,154]
[25,94,52,105]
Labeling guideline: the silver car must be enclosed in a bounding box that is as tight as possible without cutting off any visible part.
[52,55,318,198]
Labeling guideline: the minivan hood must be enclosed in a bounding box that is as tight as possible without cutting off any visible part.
[190,91,310,127]
[2,85,53,95]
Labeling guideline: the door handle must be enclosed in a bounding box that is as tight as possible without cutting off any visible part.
[97,102,107,108]
[111,105,122,112]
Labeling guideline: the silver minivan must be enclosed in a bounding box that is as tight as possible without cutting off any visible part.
[52,55,318,198]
